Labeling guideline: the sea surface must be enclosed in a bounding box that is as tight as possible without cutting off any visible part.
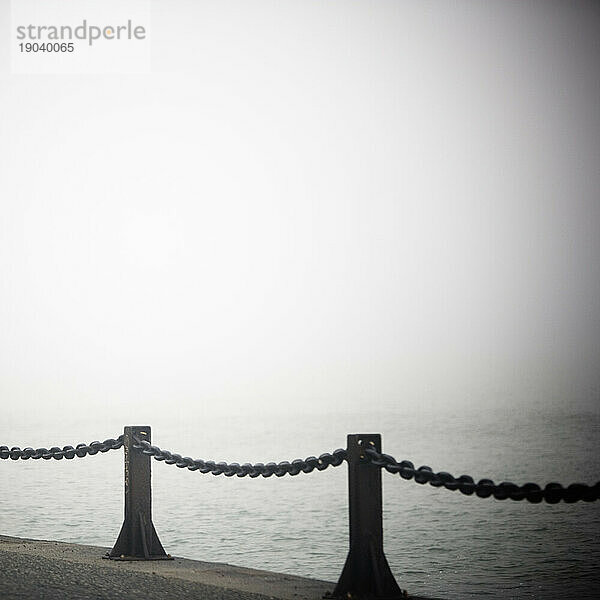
[1,405,599,599]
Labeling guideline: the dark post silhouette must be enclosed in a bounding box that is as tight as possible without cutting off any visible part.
[331,433,404,599]
[106,425,171,560]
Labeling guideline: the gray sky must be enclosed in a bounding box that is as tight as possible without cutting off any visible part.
[1,0,599,429]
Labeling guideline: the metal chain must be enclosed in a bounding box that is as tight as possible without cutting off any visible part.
[132,437,347,477]
[3,432,597,504]
[362,445,600,503]
[0,436,124,460]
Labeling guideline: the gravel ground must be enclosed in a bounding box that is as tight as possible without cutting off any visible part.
[0,535,334,600]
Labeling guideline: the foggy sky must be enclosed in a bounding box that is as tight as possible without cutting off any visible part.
[1,0,599,429]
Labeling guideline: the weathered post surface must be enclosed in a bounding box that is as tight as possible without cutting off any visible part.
[106,425,171,560]
[330,433,404,599]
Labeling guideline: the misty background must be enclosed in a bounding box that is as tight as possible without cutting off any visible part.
[1,0,599,435]
[1,3,600,598]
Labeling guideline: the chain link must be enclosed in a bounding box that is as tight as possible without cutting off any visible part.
[362,445,600,503]
[0,436,124,460]
[132,437,347,477]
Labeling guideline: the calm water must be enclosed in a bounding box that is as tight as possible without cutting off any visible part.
[1,405,599,599]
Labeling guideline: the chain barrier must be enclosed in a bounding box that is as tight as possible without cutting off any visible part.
[2,433,598,504]
[3,426,597,598]
[361,444,600,503]
[132,436,347,477]
[0,436,124,460]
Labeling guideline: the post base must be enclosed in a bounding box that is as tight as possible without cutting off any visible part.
[330,539,406,599]
[103,553,173,561]
[107,511,170,561]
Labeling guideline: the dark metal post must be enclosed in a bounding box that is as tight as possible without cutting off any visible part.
[106,426,171,560]
[331,434,404,599]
